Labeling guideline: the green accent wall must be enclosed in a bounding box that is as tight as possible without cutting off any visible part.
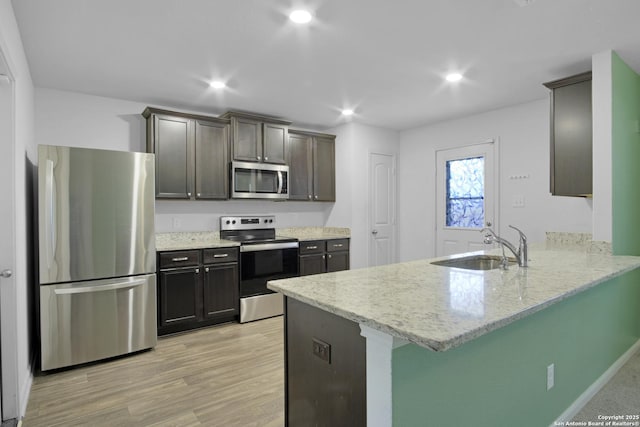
[612,52,640,255]
[391,269,640,427]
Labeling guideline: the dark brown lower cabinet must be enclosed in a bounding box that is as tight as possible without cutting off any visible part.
[159,267,202,328]
[285,297,366,426]
[299,238,350,276]
[158,247,239,335]
[203,262,239,320]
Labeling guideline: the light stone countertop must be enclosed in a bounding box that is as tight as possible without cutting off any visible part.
[276,227,350,241]
[155,227,349,251]
[156,232,239,251]
[267,244,640,352]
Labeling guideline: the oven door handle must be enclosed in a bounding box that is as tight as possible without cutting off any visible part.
[240,241,299,252]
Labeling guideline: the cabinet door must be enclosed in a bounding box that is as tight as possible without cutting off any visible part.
[263,123,288,164]
[203,263,239,320]
[288,133,313,200]
[326,251,349,272]
[159,267,202,327]
[195,119,228,199]
[299,254,326,276]
[153,115,192,199]
[233,117,262,162]
[313,136,336,202]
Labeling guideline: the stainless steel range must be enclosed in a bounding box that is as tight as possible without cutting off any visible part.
[220,215,298,323]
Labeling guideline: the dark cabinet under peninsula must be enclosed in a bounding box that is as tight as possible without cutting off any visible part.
[285,297,366,426]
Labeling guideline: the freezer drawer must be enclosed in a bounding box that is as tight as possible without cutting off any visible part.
[40,274,157,371]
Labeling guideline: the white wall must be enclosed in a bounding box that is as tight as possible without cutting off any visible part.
[398,99,593,262]
[592,50,613,242]
[0,0,36,419]
[327,122,400,269]
[34,88,338,232]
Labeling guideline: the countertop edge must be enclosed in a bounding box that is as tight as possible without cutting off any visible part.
[269,256,640,352]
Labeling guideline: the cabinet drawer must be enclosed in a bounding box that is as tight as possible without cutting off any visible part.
[203,247,239,264]
[299,241,325,255]
[326,239,349,252]
[159,250,201,269]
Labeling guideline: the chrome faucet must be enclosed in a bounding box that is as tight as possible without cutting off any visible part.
[480,225,528,268]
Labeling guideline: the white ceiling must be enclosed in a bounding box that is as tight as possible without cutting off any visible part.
[11,0,640,130]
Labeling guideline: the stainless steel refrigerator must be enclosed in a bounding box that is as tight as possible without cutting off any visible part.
[38,145,157,371]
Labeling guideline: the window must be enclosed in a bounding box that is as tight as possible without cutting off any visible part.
[446,156,485,228]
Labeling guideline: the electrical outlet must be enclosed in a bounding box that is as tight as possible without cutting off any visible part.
[173,217,182,229]
[547,363,555,390]
[312,338,331,363]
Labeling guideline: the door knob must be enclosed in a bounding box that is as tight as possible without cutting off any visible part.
[371,230,378,235]
[0,269,12,278]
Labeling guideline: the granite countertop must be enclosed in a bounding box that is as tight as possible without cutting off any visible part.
[156,232,239,251]
[276,227,350,241]
[267,244,640,352]
[156,227,350,251]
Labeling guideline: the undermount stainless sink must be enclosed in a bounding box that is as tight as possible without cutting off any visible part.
[431,255,517,270]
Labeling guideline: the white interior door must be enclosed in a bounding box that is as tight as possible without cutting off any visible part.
[0,45,21,421]
[0,55,14,421]
[369,153,396,267]
[436,142,497,256]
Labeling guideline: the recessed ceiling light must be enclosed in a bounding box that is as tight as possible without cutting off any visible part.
[289,10,312,24]
[209,81,226,89]
[445,73,463,83]
[341,109,354,116]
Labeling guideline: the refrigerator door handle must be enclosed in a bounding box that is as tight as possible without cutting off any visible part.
[53,278,146,295]
[44,159,56,269]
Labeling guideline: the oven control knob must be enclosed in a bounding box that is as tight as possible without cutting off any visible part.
[226,220,230,225]
[232,220,236,224]
[269,219,273,223]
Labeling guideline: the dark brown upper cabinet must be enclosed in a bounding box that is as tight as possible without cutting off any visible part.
[143,107,230,200]
[543,71,592,197]
[288,130,336,202]
[221,111,291,165]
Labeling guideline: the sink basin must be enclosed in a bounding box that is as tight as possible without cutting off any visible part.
[431,255,517,270]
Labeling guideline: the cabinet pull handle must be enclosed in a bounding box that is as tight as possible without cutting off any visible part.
[264,156,268,161]
[314,195,318,200]
[333,244,343,248]
[171,257,189,262]
[187,192,192,197]
[308,195,312,200]
[213,254,229,258]
[205,267,209,273]
[197,193,201,197]
[257,156,261,161]
[306,245,318,250]
[195,268,200,274]
[328,254,332,259]
[322,255,325,259]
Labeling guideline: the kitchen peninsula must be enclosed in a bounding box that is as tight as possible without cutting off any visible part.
[268,243,640,426]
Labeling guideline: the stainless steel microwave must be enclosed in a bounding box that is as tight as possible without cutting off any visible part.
[230,161,289,199]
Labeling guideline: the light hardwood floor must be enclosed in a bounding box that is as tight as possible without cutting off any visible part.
[23,317,284,427]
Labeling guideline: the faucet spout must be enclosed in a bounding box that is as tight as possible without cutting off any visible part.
[480,226,528,267]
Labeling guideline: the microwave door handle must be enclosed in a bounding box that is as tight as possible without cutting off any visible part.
[277,170,283,194]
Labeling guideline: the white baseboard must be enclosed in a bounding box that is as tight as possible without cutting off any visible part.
[551,339,640,426]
